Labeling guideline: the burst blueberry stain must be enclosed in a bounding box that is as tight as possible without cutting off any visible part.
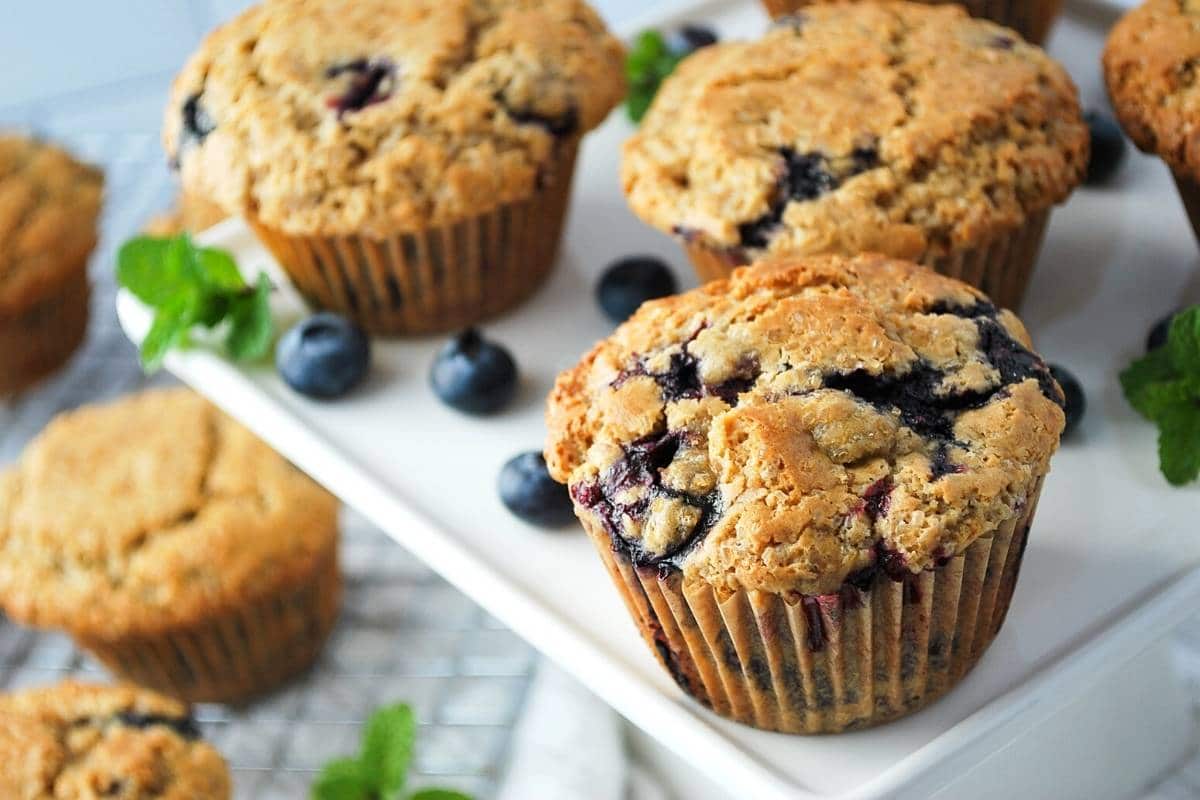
[113,712,202,741]
[178,93,216,158]
[738,148,878,250]
[861,477,893,521]
[496,94,580,138]
[612,331,760,407]
[326,58,395,117]
[572,430,719,569]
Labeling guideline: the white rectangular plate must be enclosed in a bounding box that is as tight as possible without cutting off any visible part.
[119,2,1200,797]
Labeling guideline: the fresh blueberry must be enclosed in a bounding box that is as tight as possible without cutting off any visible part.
[1147,310,1179,352]
[676,24,719,52]
[277,313,371,399]
[597,256,678,323]
[1049,364,1086,437]
[430,328,518,415]
[1084,111,1127,185]
[498,452,575,527]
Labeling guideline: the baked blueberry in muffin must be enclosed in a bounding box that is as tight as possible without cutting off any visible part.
[546,253,1064,732]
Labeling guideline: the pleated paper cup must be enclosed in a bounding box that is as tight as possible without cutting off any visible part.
[684,209,1051,311]
[583,480,1043,734]
[0,268,90,397]
[248,143,580,336]
[76,537,342,705]
[1171,172,1200,249]
[760,0,1064,44]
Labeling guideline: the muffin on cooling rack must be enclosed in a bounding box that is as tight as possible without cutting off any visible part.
[546,252,1064,733]
[622,2,1088,310]
[0,134,102,396]
[164,0,626,335]
[1103,0,1200,245]
[0,681,230,799]
[759,0,1064,45]
[0,388,342,703]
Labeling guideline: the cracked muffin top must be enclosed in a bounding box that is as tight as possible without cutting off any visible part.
[0,682,229,800]
[0,388,339,639]
[545,253,1064,597]
[1103,0,1200,180]
[0,135,103,314]
[622,2,1087,263]
[164,0,625,237]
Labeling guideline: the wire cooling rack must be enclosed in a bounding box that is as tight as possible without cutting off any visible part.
[0,135,534,799]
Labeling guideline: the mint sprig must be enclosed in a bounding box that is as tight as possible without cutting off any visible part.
[311,704,472,800]
[626,30,683,123]
[117,233,273,372]
[1120,306,1200,485]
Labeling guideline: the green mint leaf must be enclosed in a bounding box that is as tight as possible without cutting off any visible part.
[117,236,190,307]
[226,275,274,361]
[195,246,246,292]
[1168,306,1200,376]
[140,292,198,373]
[625,30,682,123]
[1158,396,1200,486]
[1120,347,1178,420]
[311,758,373,800]
[195,295,230,329]
[408,790,474,800]
[361,703,416,796]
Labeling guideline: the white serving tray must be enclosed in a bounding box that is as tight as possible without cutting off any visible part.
[120,2,1200,797]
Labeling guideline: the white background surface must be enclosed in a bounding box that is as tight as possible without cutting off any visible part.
[4,2,1200,798]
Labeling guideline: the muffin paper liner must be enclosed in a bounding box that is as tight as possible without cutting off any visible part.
[248,144,580,336]
[760,0,1063,44]
[78,538,342,705]
[1171,172,1200,248]
[0,268,89,396]
[582,479,1043,734]
[684,209,1051,312]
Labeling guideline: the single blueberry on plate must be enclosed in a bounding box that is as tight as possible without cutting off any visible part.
[669,24,719,54]
[1084,111,1127,185]
[1049,364,1086,437]
[597,256,678,323]
[430,328,518,415]
[1146,310,1178,352]
[277,313,371,399]
[498,451,575,528]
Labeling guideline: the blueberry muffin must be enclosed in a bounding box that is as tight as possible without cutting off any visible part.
[0,135,103,395]
[622,2,1088,311]
[760,0,1064,46]
[546,252,1064,733]
[0,682,230,799]
[165,0,625,335]
[0,389,342,703]
[1103,1,1200,244]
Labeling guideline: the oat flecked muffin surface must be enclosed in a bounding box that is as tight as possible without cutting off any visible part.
[546,253,1064,732]
[165,0,625,237]
[622,3,1087,307]
[1103,0,1200,241]
[0,135,103,394]
[0,388,342,702]
[0,682,230,799]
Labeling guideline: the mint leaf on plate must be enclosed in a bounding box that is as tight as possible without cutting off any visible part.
[408,791,474,800]
[626,30,683,123]
[117,233,274,372]
[312,758,372,800]
[1121,305,1200,485]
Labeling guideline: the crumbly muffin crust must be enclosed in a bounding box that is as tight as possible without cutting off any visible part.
[622,2,1087,263]
[0,135,103,314]
[0,388,339,639]
[0,682,229,799]
[1103,0,1200,180]
[546,253,1064,597]
[143,192,227,237]
[165,0,625,237]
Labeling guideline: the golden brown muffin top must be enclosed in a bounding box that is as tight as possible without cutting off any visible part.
[622,3,1087,263]
[1103,0,1200,179]
[0,388,339,639]
[0,135,103,314]
[546,253,1064,596]
[165,0,626,237]
[0,682,230,799]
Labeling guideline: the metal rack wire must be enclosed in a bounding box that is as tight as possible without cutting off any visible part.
[0,139,534,799]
